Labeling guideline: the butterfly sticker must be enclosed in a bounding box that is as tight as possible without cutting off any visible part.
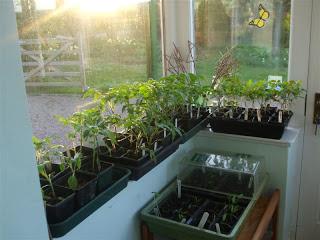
[249,4,270,28]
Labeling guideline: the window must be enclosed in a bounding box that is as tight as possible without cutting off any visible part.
[15,0,163,144]
[195,0,291,84]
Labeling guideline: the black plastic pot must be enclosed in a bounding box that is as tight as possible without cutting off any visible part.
[122,141,180,180]
[63,146,93,162]
[82,160,114,194]
[43,185,75,224]
[99,142,164,168]
[39,163,70,187]
[49,167,131,238]
[175,109,210,143]
[181,117,209,144]
[210,114,292,139]
[55,171,97,209]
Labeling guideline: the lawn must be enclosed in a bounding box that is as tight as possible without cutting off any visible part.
[25,45,289,95]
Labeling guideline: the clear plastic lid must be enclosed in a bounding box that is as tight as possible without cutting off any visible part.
[179,151,265,198]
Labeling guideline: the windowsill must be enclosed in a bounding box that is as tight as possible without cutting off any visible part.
[195,127,300,148]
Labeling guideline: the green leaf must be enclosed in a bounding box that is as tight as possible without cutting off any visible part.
[37,164,46,177]
[68,175,78,190]
[59,163,65,172]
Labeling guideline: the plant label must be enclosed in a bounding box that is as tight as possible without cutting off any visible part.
[153,207,161,217]
[186,104,189,113]
[248,176,253,189]
[190,106,193,118]
[215,223,221,234]
[257,109,262,122]
[142,143,146,156]
[164,129,167,137]
[177,179,182,199]
[229,109,233,119]
[245,108,248,120]
[197,107,200,119]
[175,118,178,128]
[198,212,209,229]
[154,141,158,151]
[278,110,283,123]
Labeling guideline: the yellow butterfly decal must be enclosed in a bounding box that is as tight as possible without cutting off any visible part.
[249,4,270,28]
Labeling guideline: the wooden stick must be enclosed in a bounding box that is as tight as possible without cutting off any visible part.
[252,189,280,240]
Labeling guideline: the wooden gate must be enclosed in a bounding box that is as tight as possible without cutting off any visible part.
[20,35,86,90]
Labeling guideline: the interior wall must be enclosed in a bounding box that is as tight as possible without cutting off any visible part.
[0,1,49,239]
[287,0,313,238]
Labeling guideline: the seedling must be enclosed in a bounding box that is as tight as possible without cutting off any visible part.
[63,152,82,190]
[222,194,243,222]
[38,162,57,199]
[152,192,161,217]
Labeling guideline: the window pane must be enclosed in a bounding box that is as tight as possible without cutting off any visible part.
[195,0,291,84]
[16,0,162,144]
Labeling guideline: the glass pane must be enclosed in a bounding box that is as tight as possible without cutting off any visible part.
[195,0,291,84]
[15,0,162,145]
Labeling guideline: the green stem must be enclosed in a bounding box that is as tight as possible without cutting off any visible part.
[48,177,56,199]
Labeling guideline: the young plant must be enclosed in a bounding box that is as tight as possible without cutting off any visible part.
[222,194,243,222]
[213,75,242,118]
[80,107,116,171]
[63,152,82,190]
[38,162,57,199]
[32,136,64,165]
[277,80,304,112]
[56,112,86,153]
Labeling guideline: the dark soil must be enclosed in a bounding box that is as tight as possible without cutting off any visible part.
[151,187,250,235]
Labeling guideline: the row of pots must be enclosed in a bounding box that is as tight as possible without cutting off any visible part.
[41,158,114,224]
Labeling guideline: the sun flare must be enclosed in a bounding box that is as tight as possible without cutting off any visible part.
[66,0,150,13]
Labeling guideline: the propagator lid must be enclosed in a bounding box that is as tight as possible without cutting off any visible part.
[187,152,262,174]
[179,151,266,198]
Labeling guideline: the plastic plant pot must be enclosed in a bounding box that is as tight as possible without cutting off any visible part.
[82,160,114,194]
[55,171,98,209]
[43,185,75,224]
[49,167,131,238]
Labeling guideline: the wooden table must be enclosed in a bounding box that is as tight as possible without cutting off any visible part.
[141,189,280,240]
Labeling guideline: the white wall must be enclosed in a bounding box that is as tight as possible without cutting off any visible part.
[57,144,193,240]
[0,1,49,239]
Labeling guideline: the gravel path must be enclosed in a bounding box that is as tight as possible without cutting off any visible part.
[27,94,90,147]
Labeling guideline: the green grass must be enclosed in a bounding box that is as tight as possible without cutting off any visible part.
[26,45,289,95]
[86,62,147,91]
[195,47,288,85]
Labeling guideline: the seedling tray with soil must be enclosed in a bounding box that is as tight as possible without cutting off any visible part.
[99,135,182,180]
[210,107,293,139]
[43,185,75,224]
[97,109,209,180]
[177,108,210,143]
[55,171,98,209]
[82,160,114,194]
[141,182,256,240]
[118,139,180,180]
[49,167,131,238]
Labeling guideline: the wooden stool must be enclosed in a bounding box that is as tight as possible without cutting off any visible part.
[141,189,280,240]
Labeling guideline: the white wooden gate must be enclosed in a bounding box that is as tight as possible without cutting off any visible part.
[20,35,86,89]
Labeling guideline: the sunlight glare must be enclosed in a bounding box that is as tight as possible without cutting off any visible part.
[66,0,150,13]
